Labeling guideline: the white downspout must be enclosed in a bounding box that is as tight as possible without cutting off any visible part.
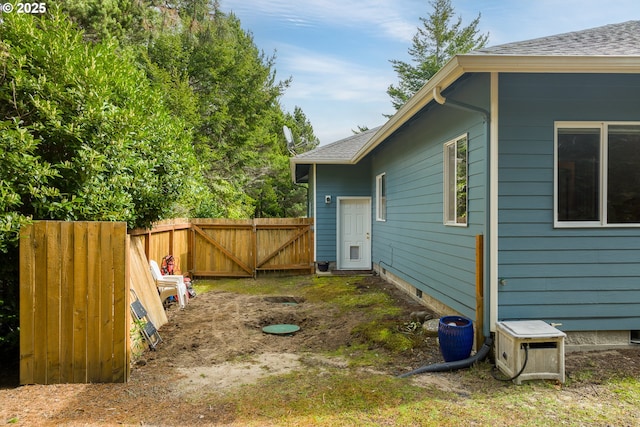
[489,73,499,332]
[433,86,447,105]
[433,83,497,336]
[313,163,317,262]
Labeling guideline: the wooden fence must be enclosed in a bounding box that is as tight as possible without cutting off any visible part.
[130,218,315,277]
[20,217,314,384]
[191,218,314,277]
[20,221,130,384]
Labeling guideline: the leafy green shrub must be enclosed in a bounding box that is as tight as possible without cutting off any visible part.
[0,9,196,232]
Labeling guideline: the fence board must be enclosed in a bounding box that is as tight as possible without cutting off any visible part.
[149,230,170,267]
[86,222,101,382]
[188,218,314,277]
[72,222,88,383]
[59,222,74,383]
[173,228,190,275]
[18,224,35,385]
[45,222,61,384]
[33,222,47,383]
[99,223,113,381]
[114,234,129,382]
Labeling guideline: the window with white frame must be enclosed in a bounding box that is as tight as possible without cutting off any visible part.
[555,122,640,227]
[376,172,386,221]
[443,134,468,226]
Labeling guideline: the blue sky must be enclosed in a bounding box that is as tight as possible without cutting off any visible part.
[218,0,640,145]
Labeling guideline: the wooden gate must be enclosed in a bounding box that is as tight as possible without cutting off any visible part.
[190,218,314,277]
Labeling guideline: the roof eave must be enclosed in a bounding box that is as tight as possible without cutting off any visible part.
[290,157,356,167]
[290,157,355,183]
[352,54,640,163]
[461,54,640,73]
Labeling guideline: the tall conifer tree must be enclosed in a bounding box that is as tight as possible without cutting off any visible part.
[387,0,488,111]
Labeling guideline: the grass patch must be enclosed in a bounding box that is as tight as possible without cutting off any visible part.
[352,319,415,352]
[610,376,640,402]
[189,275,640,426]
[198,363,640,427]
[325,342,393,367]
[194,276,308,296]
[204,368,437,426]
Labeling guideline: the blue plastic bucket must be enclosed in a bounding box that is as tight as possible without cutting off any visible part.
[438,315,474,362]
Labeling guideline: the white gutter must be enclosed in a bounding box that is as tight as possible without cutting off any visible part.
[432,86,447,104]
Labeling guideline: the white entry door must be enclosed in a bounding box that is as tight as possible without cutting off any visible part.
[337,197,371,270]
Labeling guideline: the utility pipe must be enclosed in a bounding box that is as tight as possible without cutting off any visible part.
[433,86,490,120]
[397,336,493,378]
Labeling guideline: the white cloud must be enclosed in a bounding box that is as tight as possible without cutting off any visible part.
[280,46,394,104]
[222,0,420,42]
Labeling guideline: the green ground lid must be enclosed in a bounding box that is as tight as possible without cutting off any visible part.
[262,324,300,335]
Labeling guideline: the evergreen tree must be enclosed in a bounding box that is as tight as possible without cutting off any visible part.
[146,3,317,218]
[387,0,488,111]
[61,0,320,219]
[60,0,156,43]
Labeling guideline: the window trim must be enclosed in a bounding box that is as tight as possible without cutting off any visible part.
[443,133,468,227]
[376,172,386,222]
[554,121,640,228]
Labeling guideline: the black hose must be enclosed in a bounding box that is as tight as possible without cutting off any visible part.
[492,342,529,382]
[397,336,493,378]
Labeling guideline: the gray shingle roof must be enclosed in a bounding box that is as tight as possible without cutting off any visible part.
[471,20,640,56]
[293,126,381,162]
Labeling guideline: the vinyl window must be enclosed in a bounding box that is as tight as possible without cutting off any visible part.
[443,134,468,226]
[376,172,386,221]
[555,122,640,227]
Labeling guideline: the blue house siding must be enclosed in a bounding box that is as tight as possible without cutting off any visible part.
[497,73,640,331]
[315,162,371,262]
[370,74,489,319]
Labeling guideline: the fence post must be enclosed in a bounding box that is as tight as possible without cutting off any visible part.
[475,234,484,349]
[252,219,257,279]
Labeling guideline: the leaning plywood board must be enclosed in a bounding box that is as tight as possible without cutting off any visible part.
[129,235,168,328]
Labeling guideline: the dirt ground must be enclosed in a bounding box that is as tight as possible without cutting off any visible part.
[1,275,640,426]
